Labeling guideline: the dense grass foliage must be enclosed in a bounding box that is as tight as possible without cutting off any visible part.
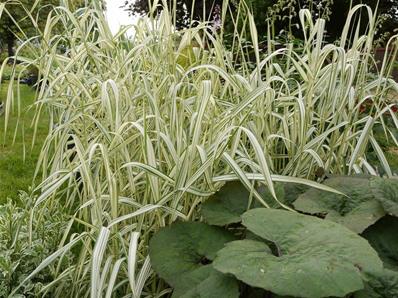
[1,1,398,296]
[0,83,47,204]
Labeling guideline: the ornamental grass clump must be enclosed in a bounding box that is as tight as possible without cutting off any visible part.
[1,0,398,296]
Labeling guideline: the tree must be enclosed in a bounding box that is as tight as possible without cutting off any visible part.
[313,0,398,44]
[0,1,52,57]
[124,0,224,29]
[0,0,90,58]
[123,0,398,43]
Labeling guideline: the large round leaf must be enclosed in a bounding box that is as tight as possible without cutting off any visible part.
[361,216,398,271]
[293,176,385,233]
[149,222,239,297]
[370,178,398,217]
[213,208,383,298]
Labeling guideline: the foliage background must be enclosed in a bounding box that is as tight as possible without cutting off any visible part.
[124,0,398,44]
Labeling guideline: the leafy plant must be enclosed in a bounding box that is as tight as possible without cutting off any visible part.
[149,206,385,297]
[294,176,385,233]
[352,203,398,297]
[354,269,398,298]
[0,191,70,297]
[149,179,398,298]
[213,208,382,298]
[201,180,310,226]
[149,222,239,297]
[369,178,398,216]
[361,216,398,271]
[293,175,398,233]
[200,181,262,226]
[2,0,398,296]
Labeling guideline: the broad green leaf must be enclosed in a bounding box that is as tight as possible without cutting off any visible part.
[172,265,239,298]
[324,200,385,234]
[149,222,238,298]
[213,209,383,298]
[354,269,398,298]
[283,182,309,206]
[201,181,297,226]
[257,183,285,209]
[258,182,310,208]
[294,176,385,233]
[361,216,398,271]
[370,178,398,217]
[201,181,259,226]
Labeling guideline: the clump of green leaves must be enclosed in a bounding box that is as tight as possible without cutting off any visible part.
[0,191,70,297]
[294,175,398,233]
[149,222,239,298]
[214,208,382,298]
[362,216,398,271]
[150,179,398,298]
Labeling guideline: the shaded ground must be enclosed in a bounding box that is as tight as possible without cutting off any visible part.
[0,82,48,204]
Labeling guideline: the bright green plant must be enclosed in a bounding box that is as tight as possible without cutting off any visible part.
[1,0,398,296]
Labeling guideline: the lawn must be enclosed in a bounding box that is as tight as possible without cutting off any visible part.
[0,82,47,204]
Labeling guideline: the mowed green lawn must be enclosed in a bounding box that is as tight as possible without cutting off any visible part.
[0,82,48,204]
